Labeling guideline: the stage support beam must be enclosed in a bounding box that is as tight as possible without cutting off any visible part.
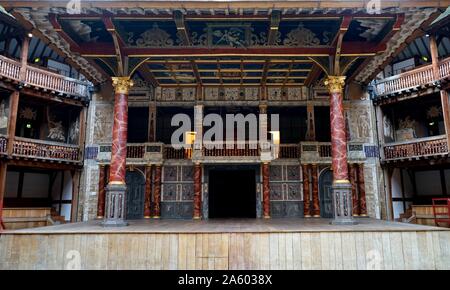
[262,162,270,218]
[102,77,133,227]
[0,161,6,230]
[144,165,153,218]
[7,91,19,155]
[349,163,359,216]
[302,164,311,217]
[357,164,367,216]
[311,164,320,217]
[153,164,162,218]
[325,76,357,225]
[97,165,106,218]
[193,163,202,219]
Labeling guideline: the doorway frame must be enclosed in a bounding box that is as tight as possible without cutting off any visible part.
[203,164,261,219]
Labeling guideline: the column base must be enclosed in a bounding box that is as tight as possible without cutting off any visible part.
[263,215,271,219]
[331,181,358,226]
[102,183,128,227]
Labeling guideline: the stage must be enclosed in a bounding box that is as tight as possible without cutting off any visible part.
[1,218,449,270]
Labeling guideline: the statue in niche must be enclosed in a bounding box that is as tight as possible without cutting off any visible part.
[47,110,66,142]
[0,99,8,133]
[383,115,394,141]
[68,118,80,144]
[357,112,370,139]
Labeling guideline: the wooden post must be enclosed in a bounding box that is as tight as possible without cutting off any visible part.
[148,104,156,142]
[302,164,311,217]
[311,164,320,217]
[306,105,316,141]
[144,165,153,218]
[429,35,440,80]
[153,164,162,218]
[193,163,202,219]
[78,106,87,148]
[97,165,106,218]
[349,163,360,216]
[70,169,81,222]
[0,161,7,230]
[262,162,270,218]
[440,90,450,148]
[7,91,19,155]
[357,164,367,216]
[19,36,30,82]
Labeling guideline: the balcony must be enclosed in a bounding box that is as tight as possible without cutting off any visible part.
[9,137,81,164]
[382,135,449,162]
[0,55,90,98]
[373,56,450,97]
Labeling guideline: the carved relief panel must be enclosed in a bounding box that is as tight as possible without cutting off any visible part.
[269,164,302,217]
[161,165,194,218]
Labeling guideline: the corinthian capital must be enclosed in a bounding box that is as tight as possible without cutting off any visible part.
[324,76,346,94]
[112,77,134,94]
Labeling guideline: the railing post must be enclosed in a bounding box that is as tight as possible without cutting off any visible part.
[19,36,30,82]
[441,90,450,149]
[429,35,440,81]
[6,91,19,155]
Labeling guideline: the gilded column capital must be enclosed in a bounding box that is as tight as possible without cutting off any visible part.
[324,75,346,94]
[111,76,134,94]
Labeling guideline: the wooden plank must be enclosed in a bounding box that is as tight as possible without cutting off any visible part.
[310,233,322,270]
[269,233,279,270]
[341,233,357,270]
[300,233,312,270]
[380,232,393,270]
[292,233,302,270]
[389,232,405,270]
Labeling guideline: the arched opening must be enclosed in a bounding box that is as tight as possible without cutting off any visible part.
[319,168,334,218]
[125,170,145,220]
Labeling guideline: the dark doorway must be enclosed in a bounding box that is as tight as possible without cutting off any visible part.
[319,169,334,218]
[209,169,256,218]
[125,171,145,220]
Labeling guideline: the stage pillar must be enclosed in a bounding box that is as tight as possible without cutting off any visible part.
[153,164,162,218]
[325,76,356,225]
[302,164,311,217]
[144,165,153,218]
[102,77,133,227]
[357,164,367,216]
[97,165,106,218]
[262,162,270,218]
[349,163,360,216]
[193,163,202,219]
[311,164,320,217]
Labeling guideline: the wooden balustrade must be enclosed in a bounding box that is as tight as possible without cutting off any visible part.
[318,144,332,157]
[383,136,448,160]
[164,146,192,159]
[0,136,7,154]
[374,57,450,96]
[126,144,145,159]
[12,137,80,162]
[279,144,300,159]
[202,142,260,157]
[0,55,90,98]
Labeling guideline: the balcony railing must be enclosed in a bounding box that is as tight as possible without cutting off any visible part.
[0,55,90,98]
[374,57,450,96]
[279,144,301,159]
[163,145,192,159]
[383,135,448,161]
[202,142,260,157]
[12,137,81,162]
[0,135,7,154]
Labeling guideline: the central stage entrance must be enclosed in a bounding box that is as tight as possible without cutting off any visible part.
[208,168,256,218]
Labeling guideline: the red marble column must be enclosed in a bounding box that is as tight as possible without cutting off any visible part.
[326,76,349,182]
[144,165,153,218]
[357,164,367,216]
[108,77,133,184]
[302,164,311,217]
[349,163,360,216]
[311,164,320,217]
[325,76,356,224]
[153,164,162,218]
[97,165,106,218]
[262,162,270,218]
[193,163,202,219]
[103,77,133,226]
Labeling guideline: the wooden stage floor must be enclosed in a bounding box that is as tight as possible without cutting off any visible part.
[1,218,449,270]
[3,217,448,234]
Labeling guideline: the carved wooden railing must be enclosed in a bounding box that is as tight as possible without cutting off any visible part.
[0,135,7,154]
[126,144,145,159]
[202,142,260,157]
[12,137,80,162]
[163,145,192,159]
[318,143,332,158]
[279,144,301,159]
[374,57,450,96]
[383,135,448,161]
[0,55,90,98]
